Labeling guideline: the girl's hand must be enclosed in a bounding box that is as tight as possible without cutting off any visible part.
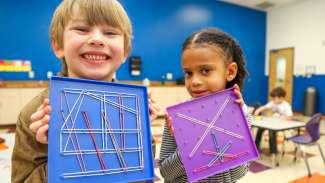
[164,113,174,136]
[29,98,51,144]
[148,91,160,122]
[233,84,244,107]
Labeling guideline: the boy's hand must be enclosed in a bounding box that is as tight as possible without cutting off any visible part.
[254,106,264,116]
[29,98,51,144]
[253,110,260,116]
[233,84,244,107]
[164,113,174,136]
[148,91,160,122]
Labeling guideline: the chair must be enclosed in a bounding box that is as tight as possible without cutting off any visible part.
[286,113,325,177]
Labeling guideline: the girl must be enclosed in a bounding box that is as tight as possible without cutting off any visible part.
[159,28,250,182]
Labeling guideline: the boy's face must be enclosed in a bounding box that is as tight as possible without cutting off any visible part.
[182,46,237,98]
[53,14,127,81]
[273,96,285,104]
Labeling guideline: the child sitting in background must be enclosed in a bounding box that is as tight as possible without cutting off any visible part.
[159,28,251,183]
[11,1,158,182]
[254,87,293,119]
[254,87,293,153]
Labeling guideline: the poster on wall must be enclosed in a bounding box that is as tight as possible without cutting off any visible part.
[0,59,32,72]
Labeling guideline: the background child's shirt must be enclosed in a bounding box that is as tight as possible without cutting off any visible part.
[264,101,293,117]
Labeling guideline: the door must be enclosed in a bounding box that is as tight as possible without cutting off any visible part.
[269,48,294,105]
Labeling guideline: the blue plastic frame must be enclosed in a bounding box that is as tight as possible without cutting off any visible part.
[48,76,154,183]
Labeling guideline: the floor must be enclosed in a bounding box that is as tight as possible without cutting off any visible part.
[0,131,14,183]
[1,118,325,183]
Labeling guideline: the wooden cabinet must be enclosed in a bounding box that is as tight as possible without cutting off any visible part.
[149,86,190,116]
[0,86,189,125]
[0,88,45,125]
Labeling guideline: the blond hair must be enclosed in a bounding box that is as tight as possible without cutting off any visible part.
[50,0,132,75]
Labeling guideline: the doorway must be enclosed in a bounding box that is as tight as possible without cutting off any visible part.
[269,48,294,105]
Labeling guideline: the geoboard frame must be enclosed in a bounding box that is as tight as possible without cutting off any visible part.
[48,76,154,183]
[166,87,258,182]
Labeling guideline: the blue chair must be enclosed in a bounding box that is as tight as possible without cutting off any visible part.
[286,113,325,177]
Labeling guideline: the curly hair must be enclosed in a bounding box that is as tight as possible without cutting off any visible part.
[182,28,248,89]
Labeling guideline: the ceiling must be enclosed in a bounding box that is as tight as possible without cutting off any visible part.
[221,0,304,11]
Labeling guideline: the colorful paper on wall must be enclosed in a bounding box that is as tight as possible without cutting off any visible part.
[0,59,32,72]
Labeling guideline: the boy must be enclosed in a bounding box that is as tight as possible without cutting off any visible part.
[254,87,293,153]
[11,0,158,182]
[254,87,293,118]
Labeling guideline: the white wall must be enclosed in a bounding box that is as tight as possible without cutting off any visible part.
[266,0,325,76]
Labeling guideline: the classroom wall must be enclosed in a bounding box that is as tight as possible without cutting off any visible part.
[0,0,267,107]
[119,0,267,105]
[267,0,325,113]
[0,0,61,80]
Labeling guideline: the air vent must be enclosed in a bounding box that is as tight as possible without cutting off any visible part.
[255,1,275,9]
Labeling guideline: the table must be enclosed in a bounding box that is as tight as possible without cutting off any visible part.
[252,117,305,131]
[251,117,305,166]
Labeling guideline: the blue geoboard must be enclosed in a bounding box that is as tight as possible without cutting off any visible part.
[48,76,154,183]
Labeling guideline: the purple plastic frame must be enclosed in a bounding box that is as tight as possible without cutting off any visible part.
[166,87,258,182]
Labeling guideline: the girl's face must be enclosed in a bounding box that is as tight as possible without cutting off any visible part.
[182,45,237,98]
[53,10,127,81]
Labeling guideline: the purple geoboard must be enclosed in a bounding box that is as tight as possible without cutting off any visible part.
[48,76,154,183]
[166,87,258,182]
